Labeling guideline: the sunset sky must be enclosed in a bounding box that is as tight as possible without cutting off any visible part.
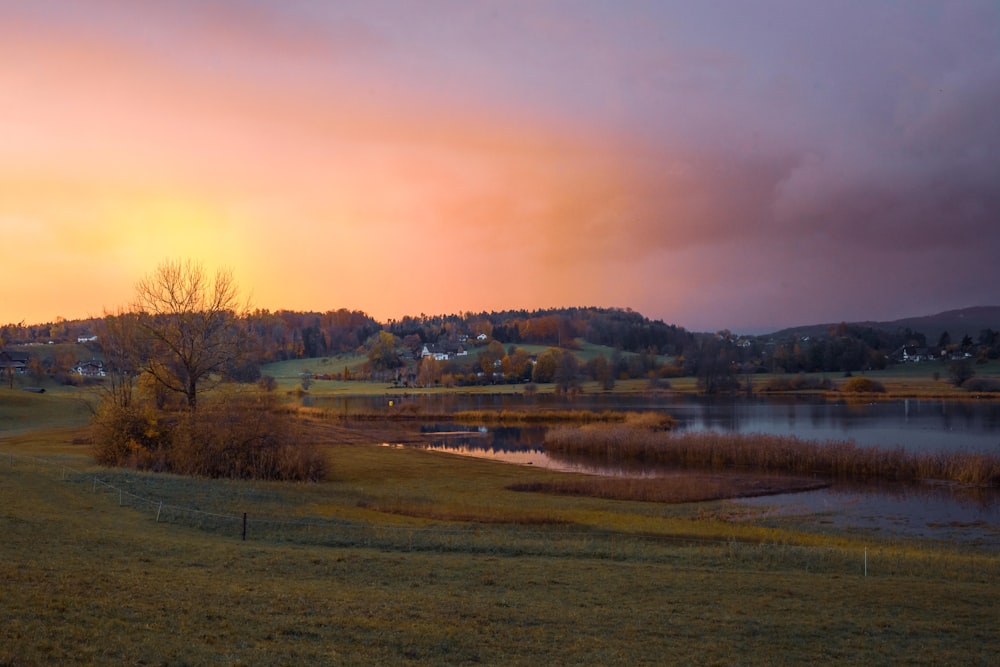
[2,1,998,333]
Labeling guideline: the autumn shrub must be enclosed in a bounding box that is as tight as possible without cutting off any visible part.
[839,376,886,393]
[92,389,325,481]
[170,390,326,481]
[91,400,173,470]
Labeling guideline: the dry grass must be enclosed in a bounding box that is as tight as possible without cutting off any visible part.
[839,376,887,393]
[453,409,676,428]
[507,474,829,504]
[544,425,1000,486]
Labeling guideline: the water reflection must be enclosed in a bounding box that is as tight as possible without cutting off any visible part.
[413,430,664,478]
[329,392,1000,544]
[737,484,1000,548]
[319,393,1000,452]
[406,428,1000,548]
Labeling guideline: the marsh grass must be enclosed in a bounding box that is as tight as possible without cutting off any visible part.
[452,408,676,427]
[544,425,1000,486]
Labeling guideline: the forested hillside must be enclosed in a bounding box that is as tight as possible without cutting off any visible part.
[5,306,998,390]
[1,307,690,361]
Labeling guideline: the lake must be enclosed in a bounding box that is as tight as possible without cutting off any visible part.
[325,392,1000,452]
[347,393,1000,547]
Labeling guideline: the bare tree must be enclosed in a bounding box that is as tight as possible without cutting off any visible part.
[95,308,143,410]
[132,259,249,410]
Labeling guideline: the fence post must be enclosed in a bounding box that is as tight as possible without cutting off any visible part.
[156,501,163,523]
[242,512,247,541]
[93,476,97,492]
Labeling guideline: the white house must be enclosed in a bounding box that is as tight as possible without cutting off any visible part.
[73,360,106,377]
[420,345,450,362]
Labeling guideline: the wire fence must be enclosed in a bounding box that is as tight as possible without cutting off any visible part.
[5,450,992,578]
[3,450,702,560]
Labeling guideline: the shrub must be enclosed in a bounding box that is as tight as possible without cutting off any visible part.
[170,390,325,481]
[948,359,975,386]
[961,377,1000,393]
[839,376,886,393]
[91,389,325,481]
[91,401,173,470]
[647,377,671,391]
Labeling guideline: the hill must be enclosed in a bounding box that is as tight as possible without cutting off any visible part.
[766,306,1000,342]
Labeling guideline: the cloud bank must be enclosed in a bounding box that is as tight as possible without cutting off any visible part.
[1,1,997,331]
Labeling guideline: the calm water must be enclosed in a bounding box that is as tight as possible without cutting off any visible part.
[325,393,1000,452]
[347,394,1000,546]
[411,431,1000,548]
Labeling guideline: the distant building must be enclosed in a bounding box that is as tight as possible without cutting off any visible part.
[72,360,106,377]
[0,349,29,386]
[0,350,29,374]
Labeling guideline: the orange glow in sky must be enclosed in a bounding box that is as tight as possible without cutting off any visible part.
[3,2,998,332]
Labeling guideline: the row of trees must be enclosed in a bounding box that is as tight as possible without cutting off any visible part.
[385,307,691,355]
[4,306,688,366]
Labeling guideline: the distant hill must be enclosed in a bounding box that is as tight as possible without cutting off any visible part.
[766,306,1000,343]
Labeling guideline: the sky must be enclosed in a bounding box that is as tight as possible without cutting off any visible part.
[2,0,998,333]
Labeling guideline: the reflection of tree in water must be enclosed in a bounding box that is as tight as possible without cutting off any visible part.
[490,426,546,451]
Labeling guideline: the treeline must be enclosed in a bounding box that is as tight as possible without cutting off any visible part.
[1,309,382,362]
[756,323,1000,374]
[665,325,920,394]
[7,311,999,384]
[386,307,691,354]
[745,324,927,375]
[3,307,689,359]
[244,309,381,361]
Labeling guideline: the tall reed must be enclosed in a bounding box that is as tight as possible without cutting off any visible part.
[453,409,676,427]
[543,425,1000,486]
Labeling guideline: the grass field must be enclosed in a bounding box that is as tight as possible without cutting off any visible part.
[3,414,1000,665]
[3,369,1000,664]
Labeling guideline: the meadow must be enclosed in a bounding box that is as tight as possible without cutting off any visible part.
[3,379,1000,665]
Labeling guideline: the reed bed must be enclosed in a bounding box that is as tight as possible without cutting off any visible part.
[452,409,676,428]
[544,425,1000,487]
